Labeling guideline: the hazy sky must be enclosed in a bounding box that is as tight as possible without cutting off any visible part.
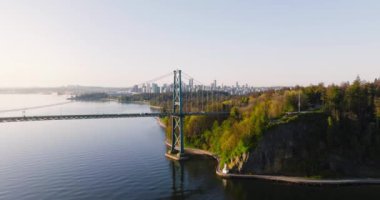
[0,0,379,87]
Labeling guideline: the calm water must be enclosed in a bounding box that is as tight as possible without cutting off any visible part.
[0,94,379,200]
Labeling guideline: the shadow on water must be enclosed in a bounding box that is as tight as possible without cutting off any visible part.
[158,155,228,200]
[223,175,380,200]
[155,153,380,200]
[162,155,380,200]
[161,161,204,200]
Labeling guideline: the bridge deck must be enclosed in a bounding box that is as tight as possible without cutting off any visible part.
[0,112,229,123]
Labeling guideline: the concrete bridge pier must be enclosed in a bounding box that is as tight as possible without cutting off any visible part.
[165,151,188,161]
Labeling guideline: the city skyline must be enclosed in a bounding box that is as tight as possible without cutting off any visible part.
[130,79,282,95]
[1,1,380,87]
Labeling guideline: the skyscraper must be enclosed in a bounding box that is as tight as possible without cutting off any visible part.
[212,80,217,90]
[152,83,160,94]
[189,79,194,92]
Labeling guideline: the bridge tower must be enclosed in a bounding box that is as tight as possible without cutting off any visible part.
[166,69,187,160]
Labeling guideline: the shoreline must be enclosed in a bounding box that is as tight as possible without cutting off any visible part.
[156,105,380,186]
[156,117,167,129]
[164,141,380,186]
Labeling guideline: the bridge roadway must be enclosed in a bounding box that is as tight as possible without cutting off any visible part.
[0,112,229,123]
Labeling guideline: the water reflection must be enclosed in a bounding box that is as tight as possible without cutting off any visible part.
[1,94,380,200]
[225,178,380,200]
[166,157,227,200]
[170,161,184,199]
[167,155,380,200]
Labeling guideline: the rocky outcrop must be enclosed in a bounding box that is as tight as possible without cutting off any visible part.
[232,113,380,178]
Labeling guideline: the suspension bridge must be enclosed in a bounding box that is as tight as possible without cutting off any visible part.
[0,70,229,160]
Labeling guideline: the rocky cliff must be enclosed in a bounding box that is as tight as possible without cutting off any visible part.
[231,113,380,178]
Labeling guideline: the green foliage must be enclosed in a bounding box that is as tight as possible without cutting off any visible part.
[230,106,241,121]
[182,95,273,164]
[71,93,109,101]
[283,90,308,112]
[164,77,380,170]
[240,97,249,105]
[323,77,377,129]
[323,85,345,122]
[302,84,325,106]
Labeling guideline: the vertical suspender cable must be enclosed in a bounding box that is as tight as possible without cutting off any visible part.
[212,88,214,112]
[206,87,209,112]
[201,87,203,112]
[196,86,198,112]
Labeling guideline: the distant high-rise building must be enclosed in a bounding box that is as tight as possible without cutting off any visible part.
[152,83,160,94]
[142,84,147,93]
[146,83,151,93]
[189,79,194,91]
[161,84,168,93]
[132,85,139,93]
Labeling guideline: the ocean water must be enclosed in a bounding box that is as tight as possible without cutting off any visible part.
[0,94,379,200]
